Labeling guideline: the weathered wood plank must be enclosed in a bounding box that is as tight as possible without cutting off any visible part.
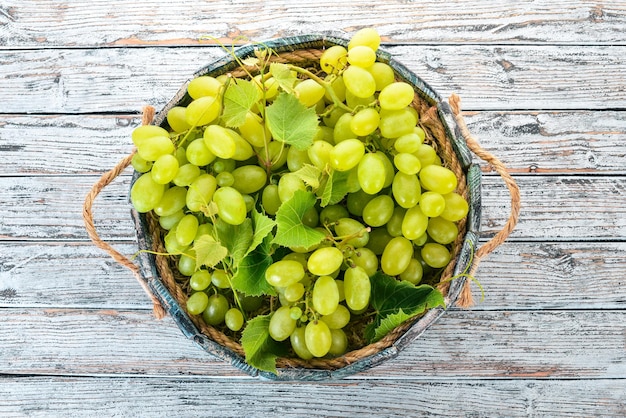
[1,111,625,175]
[2,242,625,311]
[1,175,625,241]
[0,376,624,417]
[1,45,625,113]
[0,309,624,379]
[1,0,626,47]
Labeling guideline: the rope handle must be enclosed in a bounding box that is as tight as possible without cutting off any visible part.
[82,106,166,319]
[448,94,521,307]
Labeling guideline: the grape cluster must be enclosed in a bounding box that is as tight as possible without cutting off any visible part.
[129,28,468,361]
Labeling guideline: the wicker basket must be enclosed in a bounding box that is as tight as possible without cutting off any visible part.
[85,34,519,380]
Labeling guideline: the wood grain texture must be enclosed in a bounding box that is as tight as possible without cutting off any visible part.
[1,45,625,113]
[1,111,625,176]
[1,0,626,47]
[0,377,624,417]
[1,308,624,379]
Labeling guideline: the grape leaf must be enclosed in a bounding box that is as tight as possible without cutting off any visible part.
[319,169,352,207]
[222,79,261,128]
[232,235,276,296]
[269,62,297,93]
[245,209,276,258]
[272,190,326,249]
[240,314,282,374]
[292,163,322,189]
[192,235,228,269]
[265,92,319,151]
[365,272,446,343]
[214,218,253,266]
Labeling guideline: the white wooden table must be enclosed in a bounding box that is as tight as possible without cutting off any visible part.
[1,1,625,416]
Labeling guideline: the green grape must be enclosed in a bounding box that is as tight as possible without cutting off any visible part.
[254,74,280,100]
[393,152,421,175]
[213,186,247,225]
[294,79,325,107]
[440,192,469,222]
[322,105,348,128]
[229,128,255,161]
[211,269,230,289]
[381,236,413,276]
[174,146,188,166]
[258,140,288,171]
[402,205,429,240]
[345,90,375,109]
[132,125,170,145]
[130,172,165,213]
[302,206,319,228]
[212,157,236,174]
[346,189,375,217]
[177,250,196,276]
[164,229,189,255]
[378,82,415,111]
[344,266,371,311]
[357,153,386,194]
[202,293,229,326]
[185,96,222,126]
[166,106,192,133]
[328,328,348,356]
[186,137,216,167]
[225,308,244,331]
[365,227,393,255]
[412,232,428,247]
[427,216,459,245]
[203,124,236,159]
[231,165,268,195]
[278,173,306,203]
[308,247,344,276]
[243,194,254,212]
[261,184,281,216]
[361,194,394,227]
[399,258,423,285]
[335,217,369,248]
[289,306,303,320]
[394,132,424,154]
[375,151,395,188]
[239,111,268,148]
[320,45,348,74]
[176,214,199,247]
[269,306,297,341]
[159,209,185,230]
[320,204,349,225]
[379,108,417,139]
[240,295,264,312]
[173,163,201,187]
[419,165,458,194]
[414,143,439,167]
[335,279,345,301]
[347,45,377,68]
[329,138,365,171]
[325,74,347,103]
[284,282,305,302]
[186,291,209,315]
[419,191,446,217]
[265,260,305,287]
[386,206,407,237]
[305,320,332,357]
[150,154,179,184]
[187,76,222,99]
[186,173,217,212]
[216,171,235,187]
[312,275,340,316]
[131,153,152,173]
[153,186,187,217]
[367,62,395,91]
[392,172,421,209]
[307,140,333,170]
[194,223,214,241]
[321,304,351,329]
[348,27,381,51]
[421,242,451,268]
[349,247,378,277]
[281,252,309,269]
[135,134,175,162]
[350,107,380,137]
[290,327,314,360]
[343,65,377,99]
[287,147,312,172]
[190,270,212,291]
[332,112,355,144]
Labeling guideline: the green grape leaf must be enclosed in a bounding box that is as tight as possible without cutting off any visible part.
[292,163,322,189]
[269,62,297,93]
[192,235,228,269]
[245,209,276,258]
[232,235,276,296]
[240,314,282,374]
[365,272,446,343]
[319,169,352,207]
[222,78,261,128]
[214,218,253,266]
[265,92,319,151]
[272,190,326,249]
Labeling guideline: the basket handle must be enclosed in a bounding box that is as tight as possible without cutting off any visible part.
[448,94,521,308]
[82,106,166,319]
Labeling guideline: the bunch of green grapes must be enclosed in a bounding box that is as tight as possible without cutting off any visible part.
[129,27,469,360]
